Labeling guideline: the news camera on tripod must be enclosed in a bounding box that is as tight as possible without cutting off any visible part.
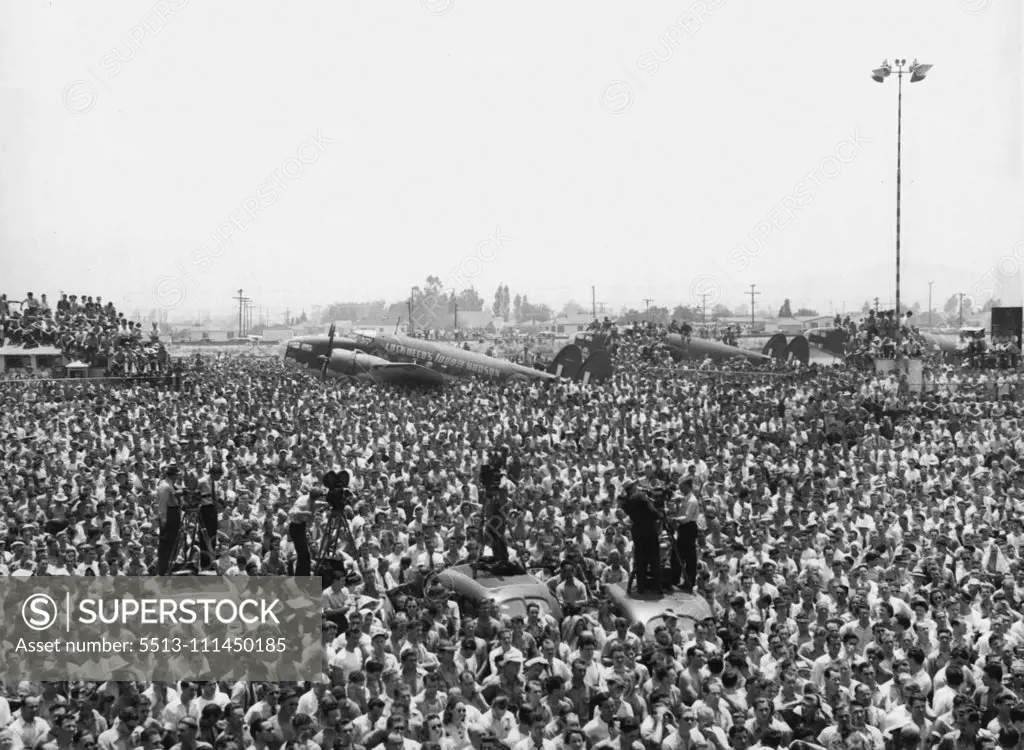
[620,479,662,594]
[155,460,223,575]
[288,469,361,580]
[619,478,686,596]
[478,457,508,558]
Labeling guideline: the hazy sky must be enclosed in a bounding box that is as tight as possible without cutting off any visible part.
[2,0,1022,320]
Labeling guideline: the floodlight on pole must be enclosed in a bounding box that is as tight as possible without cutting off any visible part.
[871,56,932,359]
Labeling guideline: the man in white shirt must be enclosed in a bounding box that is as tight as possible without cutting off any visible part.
[8,697,49,750]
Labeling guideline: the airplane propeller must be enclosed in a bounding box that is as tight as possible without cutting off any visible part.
[321,323,336,381]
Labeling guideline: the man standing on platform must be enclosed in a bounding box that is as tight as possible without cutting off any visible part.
[673,478,701,593]
[620,481,662,595]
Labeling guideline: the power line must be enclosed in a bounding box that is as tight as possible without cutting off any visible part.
[232,289,250,339]
[697,292,710,324]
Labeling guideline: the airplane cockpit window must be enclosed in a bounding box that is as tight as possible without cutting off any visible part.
[300,343,313,352]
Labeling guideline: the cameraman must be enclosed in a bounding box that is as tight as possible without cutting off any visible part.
[196,466,222,570]
[481,485,510,563]
[620,480,662,595]
[287,486,316,577]
[155,462,181,575]
[671,478,701,593]
[481,459,512,563]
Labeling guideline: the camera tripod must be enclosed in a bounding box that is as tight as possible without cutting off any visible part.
[314,509,360,574]
[167,504,218,574]
[312,470,364,577]
[626,516,689,595]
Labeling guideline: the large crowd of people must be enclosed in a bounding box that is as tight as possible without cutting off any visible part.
[3,312,1024,750]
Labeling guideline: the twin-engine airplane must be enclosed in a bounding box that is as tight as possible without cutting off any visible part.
[285,326,557,386]
[663,332,810,365]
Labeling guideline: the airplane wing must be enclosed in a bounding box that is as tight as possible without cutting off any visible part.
[365,362,446,386]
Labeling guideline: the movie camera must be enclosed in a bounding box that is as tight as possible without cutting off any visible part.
[167,462,223,571]
[321,469,352,513]
[315,469,359,578]
[480,449,509,492]
[647,480,671,512]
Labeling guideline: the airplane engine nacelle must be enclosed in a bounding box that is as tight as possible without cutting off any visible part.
[330,350,389,377]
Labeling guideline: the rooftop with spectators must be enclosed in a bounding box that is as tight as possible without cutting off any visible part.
[0,292,169,375]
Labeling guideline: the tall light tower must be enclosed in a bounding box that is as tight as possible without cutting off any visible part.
[871,57,932,355]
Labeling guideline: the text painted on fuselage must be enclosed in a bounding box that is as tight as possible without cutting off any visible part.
[379,340,500,378]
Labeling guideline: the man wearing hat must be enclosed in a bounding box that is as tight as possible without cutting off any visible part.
[155,462,181,575]
[620,480,662,595]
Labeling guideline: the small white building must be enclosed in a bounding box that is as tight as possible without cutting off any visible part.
[259,326,296,343]
[172,328,235,343]
[548,314,595,336]
[798,315,836,330]
[771,317,805,335]
[0,345,63,373]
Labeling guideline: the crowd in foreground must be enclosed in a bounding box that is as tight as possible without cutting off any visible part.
[2,321,1024,750]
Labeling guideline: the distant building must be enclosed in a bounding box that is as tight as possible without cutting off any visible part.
[716,316,772,332]
[353,317,408,335]
[547,314,595,336]
[771,317,805,335]
[173,328,235,343]
[798,315,836,330]
[260,326,296,343]
[454,311,500,330]
[0,345,63,373]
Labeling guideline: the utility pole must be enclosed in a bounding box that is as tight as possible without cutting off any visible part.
[873,297,880,313]
[959,292,965,327]
[233,289,247,338]
[748,284,760,329]
[643,298,654,324]
[409,287,415,336]
[698,292,710,324]
[928,281,934,326]
[592,286,597,320]
[452,297,458,332]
